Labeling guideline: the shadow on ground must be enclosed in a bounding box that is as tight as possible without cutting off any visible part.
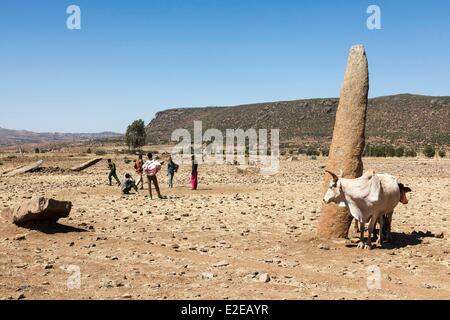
[20,222,87,234]
[383,231,439,249]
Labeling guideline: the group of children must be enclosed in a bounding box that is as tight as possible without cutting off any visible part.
[107,153,199,198]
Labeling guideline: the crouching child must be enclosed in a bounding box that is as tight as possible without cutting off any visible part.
[121,173,138,194]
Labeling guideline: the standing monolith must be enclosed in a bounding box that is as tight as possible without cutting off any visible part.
[317,45,369,239]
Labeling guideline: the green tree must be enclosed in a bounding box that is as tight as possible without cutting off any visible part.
[423,145,436,158]
[125,119,147,151]
[438,149,446,158]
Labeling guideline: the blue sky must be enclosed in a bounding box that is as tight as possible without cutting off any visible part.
[0,0,449,133]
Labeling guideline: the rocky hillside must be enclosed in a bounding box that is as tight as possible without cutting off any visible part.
[0,128,123,147]
[146,94,450,146]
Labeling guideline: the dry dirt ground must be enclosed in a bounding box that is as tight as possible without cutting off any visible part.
[0,151,449,300]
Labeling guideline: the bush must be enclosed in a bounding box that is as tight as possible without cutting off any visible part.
[34,148,40,154]
[364,145,412,158]
[95,150,107,156]
[320,147,330,157]
[438,149,446,158]
[405,149,417,157]
[6,155,17,161]
[364,145,385,157]
[305,147,319,157]
[384,145,396,157]
[423,145,436,158]
[395,146,405,158]
[124,158,132,164]
[86,148,92,154]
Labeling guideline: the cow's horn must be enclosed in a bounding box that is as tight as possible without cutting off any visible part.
[325,170,339,182]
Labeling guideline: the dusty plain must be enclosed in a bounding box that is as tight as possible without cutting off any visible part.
[0,148,449,300]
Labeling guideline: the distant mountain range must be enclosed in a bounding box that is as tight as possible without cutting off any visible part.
[3,94,449,148]
[146,94,450,146]
[0,127,123,147]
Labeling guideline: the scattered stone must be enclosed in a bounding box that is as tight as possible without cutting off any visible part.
[318,243,330,250]
[213,260,229,267]
[14,234,27,241]
[201,272,216,280]
[435,232,444,239]
[43,263,54,270]
[155,215,168,222]
[100,280,115,288]
[17,285,31,291]
[259,273,271,283]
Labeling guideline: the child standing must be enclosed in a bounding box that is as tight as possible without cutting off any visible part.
[190,155,198,190]
[167,156,178,188]
[134,154,144,190]
[143,153,165,199]
[107,159,121,186]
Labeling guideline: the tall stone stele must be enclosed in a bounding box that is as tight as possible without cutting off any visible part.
[317,45,369,239]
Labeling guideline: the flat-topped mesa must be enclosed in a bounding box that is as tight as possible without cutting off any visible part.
[317,45,369,239]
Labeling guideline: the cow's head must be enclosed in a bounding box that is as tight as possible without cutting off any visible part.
[323,170,346,206]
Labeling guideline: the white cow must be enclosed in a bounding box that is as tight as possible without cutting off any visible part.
[323,170,405,249]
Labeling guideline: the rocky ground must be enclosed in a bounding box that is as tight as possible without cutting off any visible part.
[0,151,449,300]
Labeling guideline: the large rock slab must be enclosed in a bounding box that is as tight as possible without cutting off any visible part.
[71,158,103,172]
[1,197,72,225]
[4,160,43,177]
[317,45,369,239]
